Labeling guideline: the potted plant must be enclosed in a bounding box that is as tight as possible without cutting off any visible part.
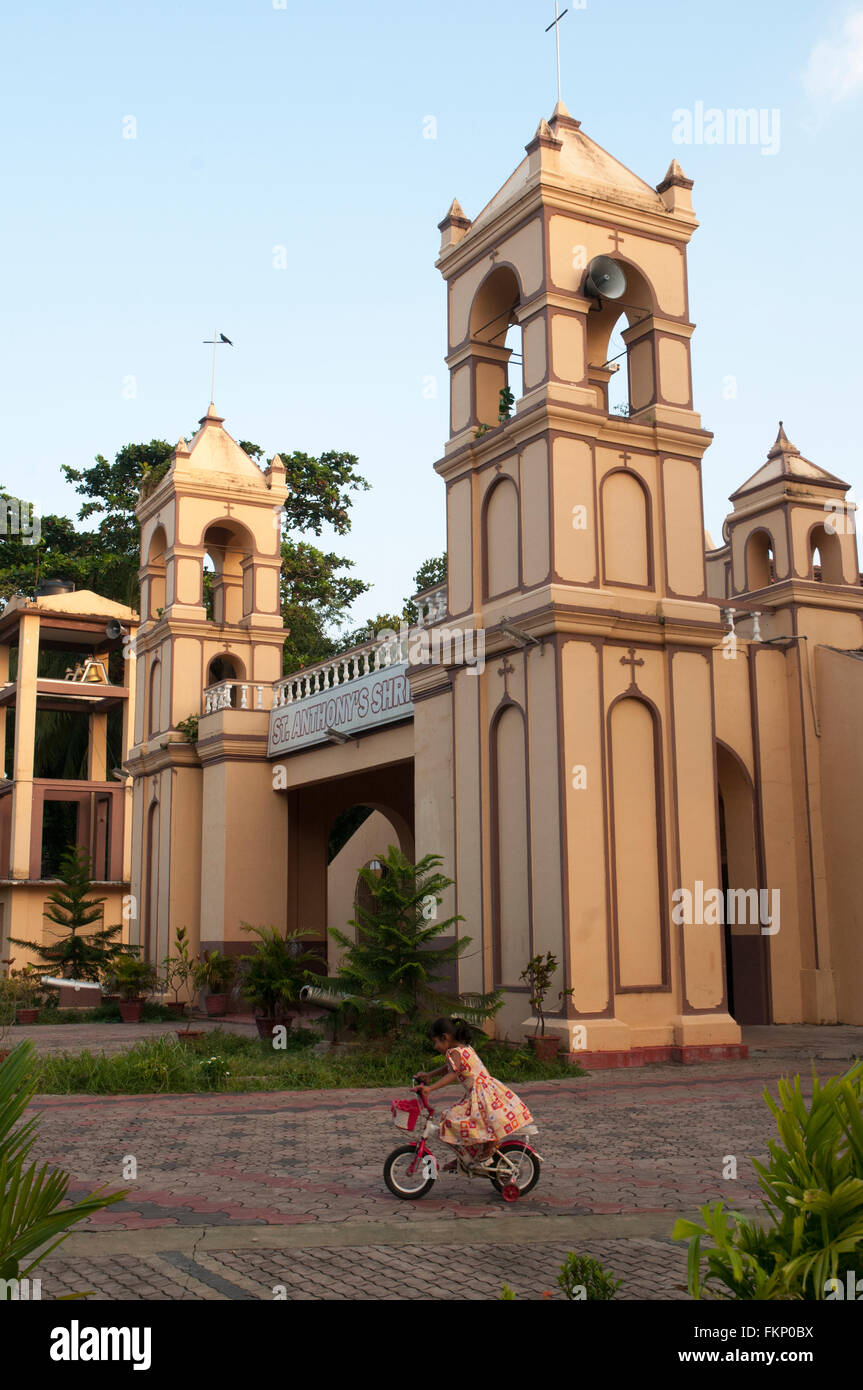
[520,952,573,1060]
[161,926,197,1018]
[11,966,43,1025]
[110,956,158,1022]
[238,924,322,1038]
[194,950,236,1017]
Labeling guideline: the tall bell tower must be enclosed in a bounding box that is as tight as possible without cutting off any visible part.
[127,404,288,966]
[411,104,744,1061]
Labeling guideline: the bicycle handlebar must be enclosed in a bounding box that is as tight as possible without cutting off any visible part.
[411,1076,434,1113]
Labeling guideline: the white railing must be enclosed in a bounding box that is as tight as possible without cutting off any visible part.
[273,633,405,708]
[415,583,447,628]
[203,679,273,714]
[205,581,450,713]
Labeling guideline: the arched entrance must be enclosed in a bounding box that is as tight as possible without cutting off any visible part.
[716,742,770,1024]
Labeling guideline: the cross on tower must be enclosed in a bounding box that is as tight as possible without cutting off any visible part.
[619,450,633,468]
[203,329,233,403]
[544,3,568,106]
[620,647,644,687]
[608,230,625,252]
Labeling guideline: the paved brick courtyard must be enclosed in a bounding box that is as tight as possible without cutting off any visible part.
[16,1024,859,1301]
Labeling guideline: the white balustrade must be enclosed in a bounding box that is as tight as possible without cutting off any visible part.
[208,580,450,716]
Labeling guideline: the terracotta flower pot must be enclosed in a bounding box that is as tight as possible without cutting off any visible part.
[119,1001,143,1023]
[205,993,227,1017]
[15,1008,39,1025]
[526,1034,560,1062]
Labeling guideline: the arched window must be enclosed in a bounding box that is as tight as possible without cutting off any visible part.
[483,477,520,598]
[808,523,842,584]
[744,529,775,591]
[147,526,167,620]
[469,266,522,428]
[203,520,254,624]
[585,261,656,417]
[606,312,630,418]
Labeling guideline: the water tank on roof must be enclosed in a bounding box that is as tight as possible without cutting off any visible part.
[36,578,75,597]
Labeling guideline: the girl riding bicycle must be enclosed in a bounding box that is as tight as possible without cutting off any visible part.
[416,1017,534,1171]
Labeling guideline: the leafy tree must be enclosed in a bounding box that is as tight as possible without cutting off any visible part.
[8,847,130,981]
[340,556,448,646]
[311,845,501,1033]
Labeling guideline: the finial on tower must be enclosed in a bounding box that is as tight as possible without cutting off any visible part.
[767,421,800,459]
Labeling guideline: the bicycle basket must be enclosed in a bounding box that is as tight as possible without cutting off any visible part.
[391,1098,423,1132]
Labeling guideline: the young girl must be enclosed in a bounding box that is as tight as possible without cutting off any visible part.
[416,1017,534,1171]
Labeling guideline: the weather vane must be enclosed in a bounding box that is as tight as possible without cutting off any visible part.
[203,330,233,403]
[545,3,568,107]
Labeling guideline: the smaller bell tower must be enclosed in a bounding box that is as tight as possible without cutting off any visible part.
[128,404,288,966]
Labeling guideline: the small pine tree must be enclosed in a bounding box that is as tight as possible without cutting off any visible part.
[9,846,130,982]
[312,845,501,1031]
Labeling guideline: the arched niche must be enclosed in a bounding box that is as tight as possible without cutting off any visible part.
[483,475,520,599]
[607,694,667,990]
[148,658,161,737]
[807,522,843,585]
[601,469,651,588]
[147,526,167,619]
[490,702,531,987]
[744,529,775,592]
[202,519,255,625]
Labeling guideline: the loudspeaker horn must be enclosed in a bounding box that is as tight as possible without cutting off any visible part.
[584,255,627,301]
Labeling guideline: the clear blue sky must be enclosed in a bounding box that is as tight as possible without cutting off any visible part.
[2,0,861,626]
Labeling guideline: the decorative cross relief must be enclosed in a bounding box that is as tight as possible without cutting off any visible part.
[498,657,515,696]
[620,647,644,689]
[608,229,625,252]
[619,450,633,468]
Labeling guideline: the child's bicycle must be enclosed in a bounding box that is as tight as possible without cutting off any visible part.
[383,1076,543,1203]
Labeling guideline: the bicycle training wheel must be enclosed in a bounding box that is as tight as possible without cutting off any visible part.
[491,1141,542,1197]
[383,1145,437,1200]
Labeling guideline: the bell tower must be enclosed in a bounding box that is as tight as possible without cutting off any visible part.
[128,404,288,966]
[411,104,744,1062]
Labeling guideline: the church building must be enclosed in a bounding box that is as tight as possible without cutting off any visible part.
[123,105,863,1064]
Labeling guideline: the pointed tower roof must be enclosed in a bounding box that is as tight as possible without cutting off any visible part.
[177,403,272,488]
[467,105,666,236]
[730,422,849,500]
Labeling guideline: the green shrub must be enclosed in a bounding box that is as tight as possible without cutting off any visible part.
[673,1060,863,1300]
[557,1253,621,1300]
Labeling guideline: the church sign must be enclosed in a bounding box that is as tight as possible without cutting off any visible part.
[267,662,413,756]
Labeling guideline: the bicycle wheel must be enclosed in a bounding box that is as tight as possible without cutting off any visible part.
[383,1145,437,1200]
[490,1141,542,1197]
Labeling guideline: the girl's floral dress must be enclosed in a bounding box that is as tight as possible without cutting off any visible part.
[438,1045,533,1157]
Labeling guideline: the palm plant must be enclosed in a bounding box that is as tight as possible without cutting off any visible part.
[673,1060,863,1300]
[238,924,322,1020]
[0,1042,126,1294]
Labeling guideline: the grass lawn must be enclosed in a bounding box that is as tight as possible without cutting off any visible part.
[28,1028,585,1094]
